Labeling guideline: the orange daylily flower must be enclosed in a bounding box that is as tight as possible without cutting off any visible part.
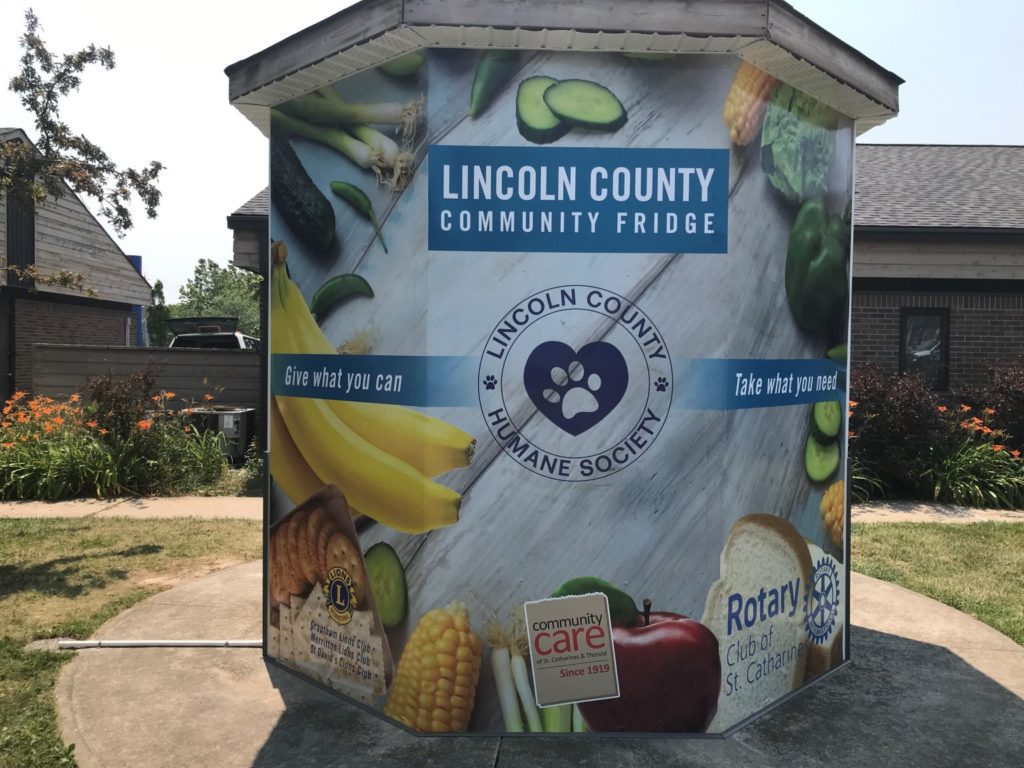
[137,419,152,430]
[849,400,858,408]
[164,392,176,399]
[1012,450,1021,458]
[959,404,971,412]
[960,420,973,430]
[970,416,983,425]
[203,393,215,401]
[981,426,993,435]
[992,444,1005,452]
[52,416,64,426]
[69,393,80,403]
[151,394,162,402]
[1,442,13,448]
[87,420,98,428]
[43,422,54,433]
[983,407,996,416]
[936,406,948,413]
[99,428,109,435]
[1,421,9,429]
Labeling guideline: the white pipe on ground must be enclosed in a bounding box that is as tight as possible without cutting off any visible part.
[57,639,262,649]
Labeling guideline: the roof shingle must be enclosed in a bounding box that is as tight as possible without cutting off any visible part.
[854,144,1024,230]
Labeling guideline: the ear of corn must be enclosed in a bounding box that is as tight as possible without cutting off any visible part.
[820,480,845,549]
[722,61,779,146]
[383,600,482,732]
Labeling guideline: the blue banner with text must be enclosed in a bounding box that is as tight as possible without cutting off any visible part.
[427,145,729,254]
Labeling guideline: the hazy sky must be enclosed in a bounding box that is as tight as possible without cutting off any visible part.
[1,0,1020,300]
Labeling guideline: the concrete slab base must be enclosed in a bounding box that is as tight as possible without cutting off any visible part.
[56,563,1024,768]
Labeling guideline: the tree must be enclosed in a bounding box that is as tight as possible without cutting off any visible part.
[1,10,162,237]
[146,280,173,346]
[176,259,262,337]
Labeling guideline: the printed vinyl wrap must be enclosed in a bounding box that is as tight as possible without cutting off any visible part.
[266,50,852,735]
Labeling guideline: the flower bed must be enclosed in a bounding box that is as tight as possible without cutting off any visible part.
[850,365,1024,508]
[0,367,226,500]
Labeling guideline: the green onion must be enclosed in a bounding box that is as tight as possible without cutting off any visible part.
[486,622,524,732]
[571,703,587,732]
[510,617,543,732]
[348,125,399,167]
[278,87,423,144]
[270,109,377,170]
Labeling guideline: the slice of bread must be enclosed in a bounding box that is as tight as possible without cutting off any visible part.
[701,514,813,732]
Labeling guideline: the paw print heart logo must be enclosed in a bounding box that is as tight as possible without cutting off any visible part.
[523,341,628,435]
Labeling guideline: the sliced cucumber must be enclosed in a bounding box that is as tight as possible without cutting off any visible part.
[542,79,627,132]
[805,434,840,483]
[516,76,569,144]
[364,542,407,628]
[810,400,842,444]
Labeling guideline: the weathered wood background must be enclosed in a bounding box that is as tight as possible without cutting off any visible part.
[271,49,851,730]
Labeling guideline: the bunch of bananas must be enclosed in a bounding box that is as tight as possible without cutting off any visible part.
[270,241,476,534]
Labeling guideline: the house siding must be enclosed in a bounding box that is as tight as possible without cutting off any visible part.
[852,290,1024,390]
[12,297,134,393]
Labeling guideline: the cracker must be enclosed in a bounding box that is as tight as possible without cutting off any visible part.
[283,509,311,596]
[323,532,368,607]
[301,507,331,586]
[269,525,291,606]
[315,517,339,582]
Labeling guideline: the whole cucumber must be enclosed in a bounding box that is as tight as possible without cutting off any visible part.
[270,137,335,253]
[310,274,374,324]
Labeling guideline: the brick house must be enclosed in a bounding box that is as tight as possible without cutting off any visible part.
[229,144,1024,393]
[0,127,153,399]
[852,144,1024,391]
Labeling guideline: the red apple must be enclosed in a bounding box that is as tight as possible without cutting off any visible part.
[578,599,720,733]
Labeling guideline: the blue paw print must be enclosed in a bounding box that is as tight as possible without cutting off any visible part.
[483,375,497,390]
[654,376,668,393]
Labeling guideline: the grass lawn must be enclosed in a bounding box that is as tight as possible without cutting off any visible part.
[851,521,1024,646]
[0,517,261,768]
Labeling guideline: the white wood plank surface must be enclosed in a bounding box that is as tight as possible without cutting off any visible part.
[272,50,850,730]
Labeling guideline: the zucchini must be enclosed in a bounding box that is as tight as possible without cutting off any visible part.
[270,137,335,253]
[542,79,627,132]
[469,50,520,118]
[364,542,407,628]
[516,76,569,144]
[805,433,840,483]
[810,400,841,444]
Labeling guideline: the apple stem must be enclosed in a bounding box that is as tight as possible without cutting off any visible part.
[642,598,652,626]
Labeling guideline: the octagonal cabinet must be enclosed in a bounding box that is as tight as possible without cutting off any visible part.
[229,0,900,737]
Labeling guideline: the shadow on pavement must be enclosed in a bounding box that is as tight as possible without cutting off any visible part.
[249,626,1024,768]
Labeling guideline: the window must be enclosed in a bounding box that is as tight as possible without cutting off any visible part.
[5,195,35,287]
[899,308,949,390]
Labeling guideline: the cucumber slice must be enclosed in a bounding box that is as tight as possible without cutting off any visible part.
[542,79,628,132]
[516,76,569,144]
[805,434,840,483]
[364,543,407,628]
[810,400,842,444]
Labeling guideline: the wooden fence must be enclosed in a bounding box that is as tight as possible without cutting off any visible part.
[31,344,261,409]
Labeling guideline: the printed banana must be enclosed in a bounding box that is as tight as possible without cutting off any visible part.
[269,397,323,505]
[275,258,475,477]
[272,285,461,534]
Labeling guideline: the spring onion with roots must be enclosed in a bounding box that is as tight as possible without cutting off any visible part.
[485,621,524,732]
[271,109,377,171]
[510,617,543,732]
[279,87,424,144]
[345,125,414,190]
[572,704,587,732]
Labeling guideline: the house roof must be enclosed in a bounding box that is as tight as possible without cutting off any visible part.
[231,188,270,218]
[224,0,901,137]
[855,144,1024,231]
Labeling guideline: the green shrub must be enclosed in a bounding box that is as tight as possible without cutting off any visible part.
[961,365,1024,452]
[0,378,226,500]
[850,365,1024,507]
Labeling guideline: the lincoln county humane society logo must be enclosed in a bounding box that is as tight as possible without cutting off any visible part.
[478,285,672,481]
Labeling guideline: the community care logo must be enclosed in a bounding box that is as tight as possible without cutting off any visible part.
[478,285,672,481]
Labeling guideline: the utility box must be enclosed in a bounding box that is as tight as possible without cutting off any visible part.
[228,0,899,736]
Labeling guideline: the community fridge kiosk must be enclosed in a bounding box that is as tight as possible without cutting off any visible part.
[225,0,900,736]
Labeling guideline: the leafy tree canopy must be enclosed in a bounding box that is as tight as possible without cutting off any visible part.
[1,9,162,236]
[175,259,262,337]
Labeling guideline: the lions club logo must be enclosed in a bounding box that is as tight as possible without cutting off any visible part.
[478,285,672,481]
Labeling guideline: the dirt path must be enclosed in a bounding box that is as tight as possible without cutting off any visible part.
[853,501,1024,524]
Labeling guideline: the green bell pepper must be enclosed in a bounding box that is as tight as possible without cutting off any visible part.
[785,198,848,333]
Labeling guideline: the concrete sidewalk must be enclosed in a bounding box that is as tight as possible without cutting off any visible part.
[0,495,262,519]
[55,561,1024,768]
[6,496,1024,523]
